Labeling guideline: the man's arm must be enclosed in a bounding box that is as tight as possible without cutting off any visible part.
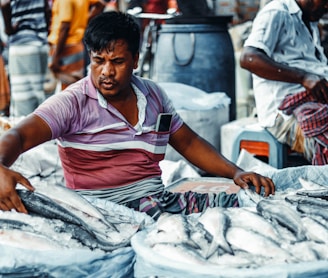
[169,123,275,196]
[240,46,328,98]
[88,1,106,21]
[0,0,16,35]
[0,114,53,213]
[44,0,51,33]
[49,21,70,74]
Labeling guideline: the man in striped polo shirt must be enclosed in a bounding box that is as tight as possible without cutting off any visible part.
[0,11,274,219]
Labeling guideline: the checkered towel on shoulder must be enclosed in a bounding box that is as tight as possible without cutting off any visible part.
[278,90,328,165]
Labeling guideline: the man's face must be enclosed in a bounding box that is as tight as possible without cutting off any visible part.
[304,0,328,21]
[89,39,139,101]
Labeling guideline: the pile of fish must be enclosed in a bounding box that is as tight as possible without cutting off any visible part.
[145,180,328,268]
[0,183,143,252]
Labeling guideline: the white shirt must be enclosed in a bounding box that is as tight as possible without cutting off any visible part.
[244,0,328,127]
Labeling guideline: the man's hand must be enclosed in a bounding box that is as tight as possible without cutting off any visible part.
[0,165,34,213]
[49,55,62,75]
[233,170,275,197]
[302,73,328,102]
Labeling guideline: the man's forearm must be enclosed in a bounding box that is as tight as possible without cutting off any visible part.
[52,22,70,60]
[1,0,14,35]
[0,130,24,167]
[240,47,307,85]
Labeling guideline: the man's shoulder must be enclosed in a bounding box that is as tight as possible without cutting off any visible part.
[59,77,95,101]
[65,76,87,91]
[262,0,297,13]
[131,74,157,86]
[131,75,163,95]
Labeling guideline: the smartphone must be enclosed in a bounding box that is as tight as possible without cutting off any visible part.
[155,113,173,132]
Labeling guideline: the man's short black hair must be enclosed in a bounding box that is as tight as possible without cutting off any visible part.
[84,11,140,56]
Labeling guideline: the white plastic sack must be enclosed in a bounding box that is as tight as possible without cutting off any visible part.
[159,82,230,166]
[0,196,154,278]
[236,149,328,192]
[0,246,135,278]
[131,230,328,278]
[132,150,328,277]
[158,82,230,110]
[10,140,64,186]
[159,159,201,187]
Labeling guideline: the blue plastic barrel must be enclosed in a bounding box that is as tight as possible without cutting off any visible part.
[150,16,236,120]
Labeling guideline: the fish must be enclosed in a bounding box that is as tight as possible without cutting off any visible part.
[98,206,145,225]
[146,213,213,255]
[281,241,319,262]
[243,188,264,204]
[256,199,307,241]
[306,214,328,230]
[296,188,328,200]
[306,242,328,260]
[197,207,233,255]
[301,216,328,244]
[225,226,292,263]
[55,222,129,252]
[0,218,35,232]
[32,182,118,231]
[53,200,120,241]
[17,189,97,236]
[272,222,299,243]
[297,204,328,223]
[0,208,131,252]
[0,229,67,251]
[298,178,327,190]
[146,213,192,247]
[226,207,281,243]
[0,210,90,250]
[285,195,328,208]
[17,189,138,249]
[97,221,141,247]
[186,215,214,258]
[49,196,141,247]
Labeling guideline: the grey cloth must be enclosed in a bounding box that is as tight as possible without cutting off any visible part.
[76,176,164,204]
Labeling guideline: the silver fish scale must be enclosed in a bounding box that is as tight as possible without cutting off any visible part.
[256,199,307,242]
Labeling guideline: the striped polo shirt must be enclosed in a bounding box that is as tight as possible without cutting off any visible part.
[34,74,184,190]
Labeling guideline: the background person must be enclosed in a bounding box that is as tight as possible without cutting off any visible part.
[0,8,9,116]
[0,36,10,116]
[0,0,51,117]
[240,0,328,165]
[47,0,106,90]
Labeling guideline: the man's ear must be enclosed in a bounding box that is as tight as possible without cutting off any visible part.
[133,52,139,69]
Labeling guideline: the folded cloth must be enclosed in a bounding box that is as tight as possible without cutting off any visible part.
[278,90,328,165]
[125,190,239,220]
[294,102,328,137]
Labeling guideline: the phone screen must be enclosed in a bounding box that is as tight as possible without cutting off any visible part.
[156,113,173,132]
